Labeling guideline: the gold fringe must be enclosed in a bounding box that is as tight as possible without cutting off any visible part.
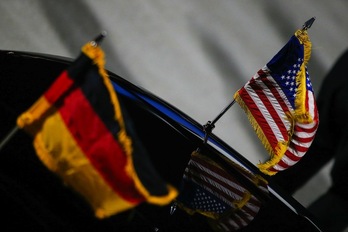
[82,43,134,176]
[234,92,275,158]
[257,111,294,175]
[33,132,58,172]
[294,30,314,123]
[16,95,52,132]
[233,191,251,209]
[82,43,178,205]
[257,140,288,176]
[234,91,289,175]
[175,200,222,219]
[235,90,291,176]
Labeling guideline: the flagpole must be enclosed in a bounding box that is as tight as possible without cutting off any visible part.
[302,17,315,30]
[90,30,107,47]
[202,99,236,144]
[197,99,274,206]
[0,126,19,152]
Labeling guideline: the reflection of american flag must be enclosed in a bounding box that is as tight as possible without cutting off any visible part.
[234,30,319,175]
[177,150,268,231]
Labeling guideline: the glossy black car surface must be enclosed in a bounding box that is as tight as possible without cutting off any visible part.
[0,50,322,231]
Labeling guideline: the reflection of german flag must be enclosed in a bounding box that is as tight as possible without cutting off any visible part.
[16,42,177,219]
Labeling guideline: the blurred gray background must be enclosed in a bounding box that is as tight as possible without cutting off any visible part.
[1,0,347,209]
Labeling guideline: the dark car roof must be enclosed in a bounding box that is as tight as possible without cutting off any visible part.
[0,50,322,231]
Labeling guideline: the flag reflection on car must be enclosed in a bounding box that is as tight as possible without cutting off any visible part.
[175,149,269,231]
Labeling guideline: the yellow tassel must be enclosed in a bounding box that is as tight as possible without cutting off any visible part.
[233,191,251,209]
[294,30,314,123]
[83,43,178,205]
[234,92,275,158]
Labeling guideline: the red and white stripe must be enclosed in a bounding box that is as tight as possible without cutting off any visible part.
[237,66,319,174]
[269,87,319,172]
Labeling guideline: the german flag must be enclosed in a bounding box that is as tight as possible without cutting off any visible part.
[16,40,177,219]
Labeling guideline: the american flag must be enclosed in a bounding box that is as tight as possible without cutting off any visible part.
[177,150,268,231]
[234,30,319,176]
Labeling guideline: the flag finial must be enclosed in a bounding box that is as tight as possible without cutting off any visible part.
[90,31,107,47]
[302,17,316,30]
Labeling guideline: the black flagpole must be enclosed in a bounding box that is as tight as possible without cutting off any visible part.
[91,30,107,47]
[0,126,19,152]
[302,17,316,30]
[202,99,235,144]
